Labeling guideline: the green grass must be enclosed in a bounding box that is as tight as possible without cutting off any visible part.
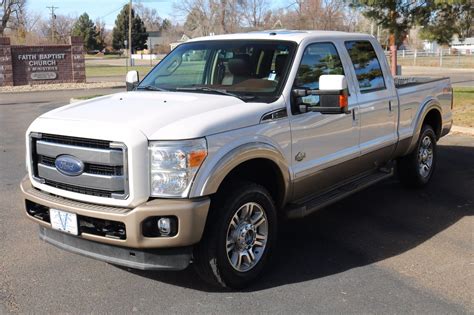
[85,65,153,78]
[453,87,474,128]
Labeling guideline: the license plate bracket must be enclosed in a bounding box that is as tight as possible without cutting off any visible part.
[49,209,79,235]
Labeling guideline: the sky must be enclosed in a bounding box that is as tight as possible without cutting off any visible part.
[29,0,181,29]
[28,0,289,29]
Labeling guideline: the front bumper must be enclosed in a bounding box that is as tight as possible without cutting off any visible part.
[39,226,192,270]
[21,177,210,249]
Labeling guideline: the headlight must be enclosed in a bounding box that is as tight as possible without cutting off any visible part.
[149,138,207,197]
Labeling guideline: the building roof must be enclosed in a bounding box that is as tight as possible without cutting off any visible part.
[451,37,474,45]
[188,30,373,44]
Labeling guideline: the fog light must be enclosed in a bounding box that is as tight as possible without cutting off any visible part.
[142,216,178,237]
[157,218,171,236]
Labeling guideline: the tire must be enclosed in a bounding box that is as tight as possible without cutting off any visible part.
[193,181,277,289]
[398,124,437,188]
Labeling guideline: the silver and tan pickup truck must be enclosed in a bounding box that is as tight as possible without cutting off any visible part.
[21,30,453,288]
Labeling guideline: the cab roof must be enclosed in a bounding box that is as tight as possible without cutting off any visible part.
[187,30,373,44]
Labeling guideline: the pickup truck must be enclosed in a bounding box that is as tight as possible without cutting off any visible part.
[21,30,453,289]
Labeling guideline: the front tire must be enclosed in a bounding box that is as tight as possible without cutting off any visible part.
[193,182,277,289]
[398,124,437,188]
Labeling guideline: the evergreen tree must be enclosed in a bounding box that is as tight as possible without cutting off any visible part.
[112,4,148,52]
[72,13,100,51]
[420,0,473,45]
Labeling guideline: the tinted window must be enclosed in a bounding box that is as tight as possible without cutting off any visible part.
[345,41,385,93]
[294,42,344,107]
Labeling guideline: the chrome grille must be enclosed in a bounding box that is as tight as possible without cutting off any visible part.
[30,133,128,199]
[41,133,111,149]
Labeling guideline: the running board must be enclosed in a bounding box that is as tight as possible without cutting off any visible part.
[285,170,394,219]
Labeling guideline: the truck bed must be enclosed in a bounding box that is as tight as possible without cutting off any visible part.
[394,76,449,89]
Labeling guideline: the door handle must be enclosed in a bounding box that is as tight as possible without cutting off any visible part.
[389,101,392,111]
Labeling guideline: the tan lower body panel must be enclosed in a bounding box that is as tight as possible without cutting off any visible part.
[21,177,210,249]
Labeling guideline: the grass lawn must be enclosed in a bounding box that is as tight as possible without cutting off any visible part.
[86,65,153,78]
[453,87,474,128]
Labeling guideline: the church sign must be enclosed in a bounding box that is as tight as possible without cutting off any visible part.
[0,36,85,86]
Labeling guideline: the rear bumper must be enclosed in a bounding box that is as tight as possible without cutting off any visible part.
[39,226,192,270]
[21,176,210,249]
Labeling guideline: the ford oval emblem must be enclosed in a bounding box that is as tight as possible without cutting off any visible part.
[55,155,84,176]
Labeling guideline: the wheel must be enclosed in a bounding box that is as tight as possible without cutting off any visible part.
[398,124,437,188]
[193,181,277,289]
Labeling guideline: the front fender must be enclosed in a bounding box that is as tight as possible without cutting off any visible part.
[189,142,291,204]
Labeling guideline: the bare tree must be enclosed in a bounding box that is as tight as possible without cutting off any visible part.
[240,0,269,29]
[177,0,242,36]
[135,2,162,31]
[36,14,76,44]
[0,0,26,35]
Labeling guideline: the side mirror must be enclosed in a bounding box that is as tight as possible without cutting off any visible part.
[126,70,139,91]
[293,75,350,114]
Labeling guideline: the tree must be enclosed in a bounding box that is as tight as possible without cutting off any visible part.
[0,0,26,35]
[160,18,171,31]
[420,0,473,45]
[135,2,162,31]
[95,18,109,50]
[72,13,100,51]
[112,4,147,52]
[240,0,270,29]
[351,0,432,75]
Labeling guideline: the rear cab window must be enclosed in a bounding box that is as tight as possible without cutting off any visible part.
[344,40,386,93]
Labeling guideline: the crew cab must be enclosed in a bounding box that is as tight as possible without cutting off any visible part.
[21,30,453,288]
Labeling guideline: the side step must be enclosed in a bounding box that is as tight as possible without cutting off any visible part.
[285,169,394,219]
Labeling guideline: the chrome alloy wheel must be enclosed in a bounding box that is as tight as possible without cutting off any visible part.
[226,202,268,272]
[418,135,434,178]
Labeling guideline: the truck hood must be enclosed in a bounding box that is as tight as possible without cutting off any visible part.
[41,91,271,140]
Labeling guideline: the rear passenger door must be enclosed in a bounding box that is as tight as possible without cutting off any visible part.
[344,40,398,168]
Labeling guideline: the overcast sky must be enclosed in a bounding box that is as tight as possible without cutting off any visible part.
[28,0,289,29]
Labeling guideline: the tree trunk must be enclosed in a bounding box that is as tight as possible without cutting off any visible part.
[390,33,397,76]
[389,9,398,76]
[221,0,227,34]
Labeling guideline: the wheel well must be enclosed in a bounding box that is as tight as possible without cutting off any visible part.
[218,158,286,209]
[423,108,442,139]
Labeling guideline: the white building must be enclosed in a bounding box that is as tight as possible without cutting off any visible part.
[450,37,474,54]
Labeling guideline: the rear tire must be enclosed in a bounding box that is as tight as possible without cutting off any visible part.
[398,124,437,188]
[193,181,277,289]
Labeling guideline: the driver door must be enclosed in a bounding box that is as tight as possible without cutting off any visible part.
[289,41,360,200]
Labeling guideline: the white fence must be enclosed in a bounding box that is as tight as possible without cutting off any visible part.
[384,49,474,67]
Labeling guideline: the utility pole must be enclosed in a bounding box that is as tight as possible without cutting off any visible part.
[129,0,132,63]
[47,5,59,43]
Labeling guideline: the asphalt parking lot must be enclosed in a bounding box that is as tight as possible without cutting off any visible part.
[0,89,473,313]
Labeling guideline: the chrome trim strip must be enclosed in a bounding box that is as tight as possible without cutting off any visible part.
[37,164,124,192]
[36,141,124,166]
[110,142,129,200]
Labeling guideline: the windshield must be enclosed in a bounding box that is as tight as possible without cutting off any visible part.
[139,40,296,101]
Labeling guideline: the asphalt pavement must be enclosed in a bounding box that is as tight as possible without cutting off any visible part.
[0,89,472,313]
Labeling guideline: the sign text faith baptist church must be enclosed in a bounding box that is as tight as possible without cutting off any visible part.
[0,36,85,86]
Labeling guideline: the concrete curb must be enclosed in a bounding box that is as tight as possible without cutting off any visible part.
[451,126,474,136]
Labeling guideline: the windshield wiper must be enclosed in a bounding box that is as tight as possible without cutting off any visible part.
[138,85,168,92]
[175,87,254,100]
